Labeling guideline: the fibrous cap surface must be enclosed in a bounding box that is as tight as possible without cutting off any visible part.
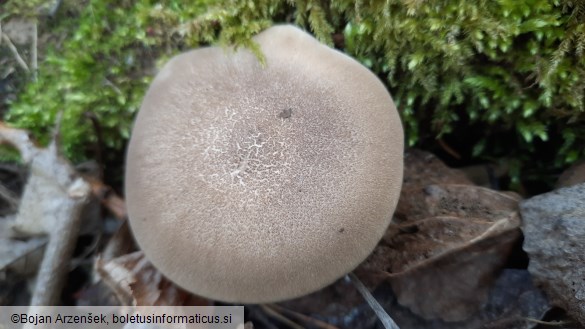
[125,25,404,303]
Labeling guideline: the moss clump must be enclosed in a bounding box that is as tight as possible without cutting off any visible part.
[4,0,585,188]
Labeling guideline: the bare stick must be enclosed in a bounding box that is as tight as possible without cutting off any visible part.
[1,33,30,72]
[0,182,19,211]
[268,304,340,329]
[523,318,571,326]
[30,180,88,305]
[0,122,90,306]
[32,22,38,80]
[260,305,305,329]
[347,272,401,329]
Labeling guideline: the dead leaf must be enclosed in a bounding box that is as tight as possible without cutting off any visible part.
[364,214,520,274]
[381,227,520,321]
[83,174,127,220]
[96,251,210,306]
[358,150,523,322]
[402,150,473,189]
[397,184,521,223]
[100,220,136,261]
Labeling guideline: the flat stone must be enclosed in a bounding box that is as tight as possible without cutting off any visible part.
[520,183,585,326]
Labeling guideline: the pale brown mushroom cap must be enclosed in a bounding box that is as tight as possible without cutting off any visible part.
[125,25,403,303]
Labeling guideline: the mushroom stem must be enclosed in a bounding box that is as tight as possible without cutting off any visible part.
[347,272,401,329]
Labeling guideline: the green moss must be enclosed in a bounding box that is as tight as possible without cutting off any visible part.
[4,0,585,189]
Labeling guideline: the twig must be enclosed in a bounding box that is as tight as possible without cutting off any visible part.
[32,115,90,306]
[31,178,88,305]
[1,32,30,72]
[268,304,340,329]
[247,306,279,329]
[31,21,38,80]
[437,138,461,160]
[52,111,64,143]
[0,182,19,211]
[260,305,305,329]
[0,121,90,306]
[84,112,105,179]
[47,0,63,17]
[523,318,572,326]
[104,78,123,96]
[83,174,127,220]
[348,272,401,329]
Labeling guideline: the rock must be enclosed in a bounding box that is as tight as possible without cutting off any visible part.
[520,183,585,326]
[556,160,585,188]
[376,269,550,329]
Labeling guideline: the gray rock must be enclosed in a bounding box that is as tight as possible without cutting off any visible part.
[520,183,585,326]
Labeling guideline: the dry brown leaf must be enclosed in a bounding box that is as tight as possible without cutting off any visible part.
[100,220,136,261]
[397,150,473,223]
[384,228,519,321]
[96,251,210,306]
[397,184,521,223]
[358,149,523,322]
[83,175,127,220]
[402,150,473,189]
[359,212,521,321]
[365,214,519,274]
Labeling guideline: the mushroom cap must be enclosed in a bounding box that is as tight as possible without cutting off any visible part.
[125,25,403,303]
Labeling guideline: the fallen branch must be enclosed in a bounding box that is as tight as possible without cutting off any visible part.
[0,122,90,305]
[0,28,30,72]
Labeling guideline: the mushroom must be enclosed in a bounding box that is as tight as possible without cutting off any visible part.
[125,25,403,303]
